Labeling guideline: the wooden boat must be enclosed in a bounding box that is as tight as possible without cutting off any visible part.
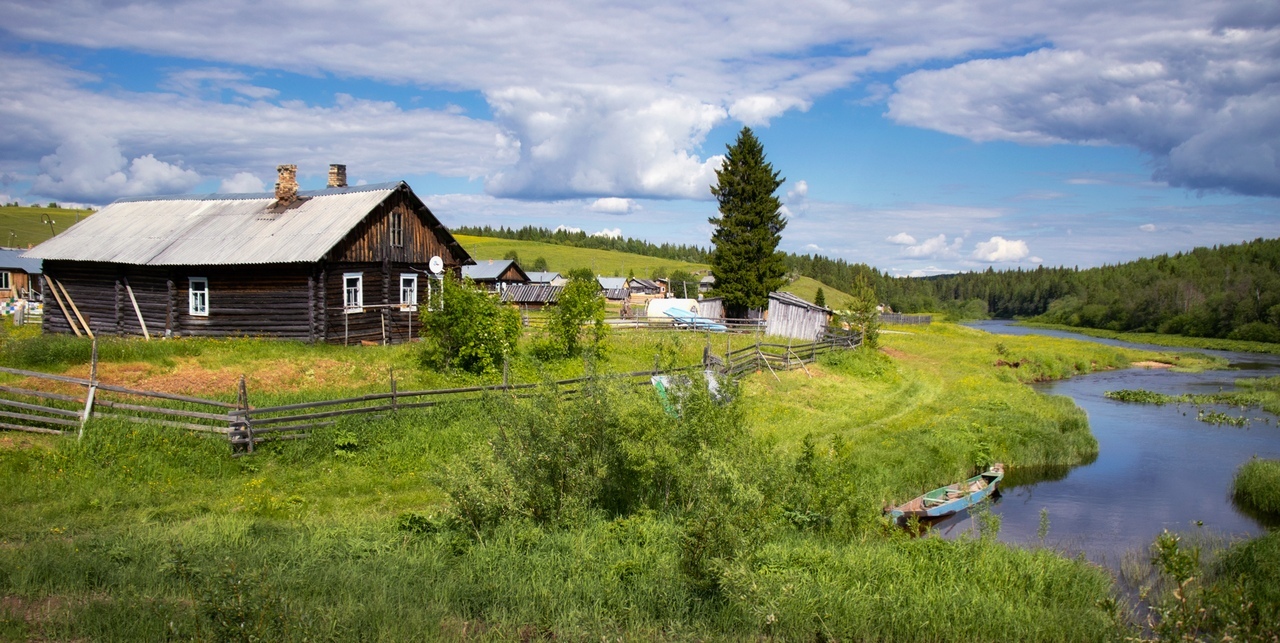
[887,463,1004,525]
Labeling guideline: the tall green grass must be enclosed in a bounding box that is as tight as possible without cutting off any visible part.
[1233,459,1280,520]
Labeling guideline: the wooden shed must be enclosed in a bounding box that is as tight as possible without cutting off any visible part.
[765,292,831,341]
[23,165,472,344]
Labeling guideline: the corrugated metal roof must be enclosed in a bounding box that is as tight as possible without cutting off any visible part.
[0,249,42,274]
[597,277,627,290]
[462,259,527,281]
[526,271,561,284]
[770,291,831,313]
[501,284,562,304]
[23,182,470,267]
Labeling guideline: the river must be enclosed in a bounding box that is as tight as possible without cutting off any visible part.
[933,320,1280,567]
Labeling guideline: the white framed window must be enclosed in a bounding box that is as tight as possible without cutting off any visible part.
[389,210,404,247]
[188,277,208,316]
[344,273,363,312]
[427,274,444,312]
[0,272,10,290]
[399,273,418,311]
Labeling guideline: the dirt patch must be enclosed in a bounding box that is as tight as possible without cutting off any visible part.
[0,435,55,452]
[1131,361,1174,369]
[880,347,907,359]
[1,594,67,626]
[45,357,364,397]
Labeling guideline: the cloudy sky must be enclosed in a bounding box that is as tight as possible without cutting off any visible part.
[2,1,1278,275]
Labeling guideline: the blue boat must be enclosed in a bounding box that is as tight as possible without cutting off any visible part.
[887,463,1004,525]
[663,308,728,332]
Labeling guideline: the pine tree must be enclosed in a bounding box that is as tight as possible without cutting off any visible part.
[814,287,826,308]
[709,127,787,318]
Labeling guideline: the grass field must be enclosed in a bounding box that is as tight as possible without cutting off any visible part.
[0,320,1234,640]
[0,205,94,249]
[1020,321,1280,355]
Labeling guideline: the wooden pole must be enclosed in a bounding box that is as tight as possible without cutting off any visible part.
[238,375,253,454]
[55,279,93,339]
[79,339,98,439]
[123,278,150,340]
[390,367,397,411]
[43,276,81,337]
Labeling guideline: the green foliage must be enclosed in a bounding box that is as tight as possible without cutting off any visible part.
[844,274,880,348]
[666,269,699,299]
[530,256,549,272]
[539,272,607,359]
[813,287,825,308]
[709,127,788,317]
[419,277,521,374]
[1232,458,1280,519]
[502,249,520,262]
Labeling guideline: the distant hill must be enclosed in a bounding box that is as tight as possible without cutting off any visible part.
[0,205,95,249]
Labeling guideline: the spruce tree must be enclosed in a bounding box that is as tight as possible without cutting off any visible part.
[709,127,787,318]
[814,287,826,308]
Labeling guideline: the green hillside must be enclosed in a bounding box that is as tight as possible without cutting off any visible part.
[456,234,707,277]
[0,205,94,249]
[457,234,854,308]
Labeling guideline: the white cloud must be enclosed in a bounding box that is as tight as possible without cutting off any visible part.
[485,86,727,200]
[31,135,201,202]
[787,180,809,201]
[728,95,810,126]
[1140,223,1157,232]
[971,236,1031,262]
[889,25,1280,196]
[589,197,637,214]
[162,68,279,100]
[554,224,583,234]
[219,171,265,193]
[887,232,917,245]
[903,234,962,259]
[592,227,623,239]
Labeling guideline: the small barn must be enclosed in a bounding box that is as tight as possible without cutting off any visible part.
[501,284,563,311]
[0,249,42,301]
[765,292,831,341]
[462,259,528,293]
[627,278,662,296]
[24,164,472,344]
[597,277,629,302]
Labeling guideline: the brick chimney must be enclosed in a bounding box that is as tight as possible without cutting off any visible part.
[275,164,299,204]
[328,164,347,188]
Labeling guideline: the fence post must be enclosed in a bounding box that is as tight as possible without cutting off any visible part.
[238,375,254,454]
[79,338,99,440]
[503,356,510,390]
[390,367,398,412]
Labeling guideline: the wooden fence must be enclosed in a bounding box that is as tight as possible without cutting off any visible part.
[880,313,932,325]
[0,330,861,452]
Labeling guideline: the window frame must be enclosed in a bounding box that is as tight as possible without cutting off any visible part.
[399,273,418,311]
[188,277,209,317]
[389,209,404,248]
[343,272,364,312]
[0,272,10,291]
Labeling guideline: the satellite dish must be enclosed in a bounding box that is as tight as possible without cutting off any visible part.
[428,256,444,274]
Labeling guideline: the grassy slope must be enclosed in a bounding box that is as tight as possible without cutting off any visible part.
[1021,321,1280,355]
[0,322,1219,639]
[0,205,94,249]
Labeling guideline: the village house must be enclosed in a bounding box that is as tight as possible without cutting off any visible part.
[461,259,529,293]
[24,164,472,345]
[0,248,42,302]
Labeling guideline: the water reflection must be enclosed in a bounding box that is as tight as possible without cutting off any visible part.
[937,321,1280,568]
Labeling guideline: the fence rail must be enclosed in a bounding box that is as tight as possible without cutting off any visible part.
[0,328,861,452]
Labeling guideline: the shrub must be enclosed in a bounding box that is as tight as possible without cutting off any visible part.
[419,277,521,374]
[542,269,607,359]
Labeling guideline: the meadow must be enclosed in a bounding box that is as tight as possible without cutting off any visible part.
[0,205,94,249]
[1,319,1239,640]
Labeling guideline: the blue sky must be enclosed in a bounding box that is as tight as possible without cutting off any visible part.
[1,1,1277,276]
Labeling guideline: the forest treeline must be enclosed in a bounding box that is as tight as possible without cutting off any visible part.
[459,225,1280,343]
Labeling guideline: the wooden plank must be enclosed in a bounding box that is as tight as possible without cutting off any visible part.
[0,421,63,435]
[90,411,228,433]
[93,382,237,408]
[123,279,151,340]
[249,403,398,425]
[0,410,81,427]
[56,278,94,339]
[0,384,84,404]
[93,399,233,421]
[0,398,84,417]
[43,275,82,337]
[251,421,335,434]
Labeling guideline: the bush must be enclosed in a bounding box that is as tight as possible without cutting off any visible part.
[542,269,607,359]
[419,277,520,374]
